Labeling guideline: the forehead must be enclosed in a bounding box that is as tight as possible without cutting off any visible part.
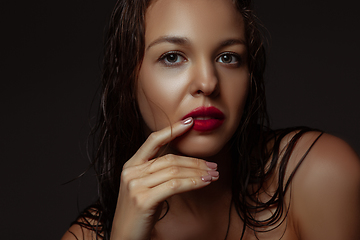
[144,0,245,46]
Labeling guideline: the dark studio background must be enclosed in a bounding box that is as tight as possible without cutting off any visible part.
[1,0,359,239]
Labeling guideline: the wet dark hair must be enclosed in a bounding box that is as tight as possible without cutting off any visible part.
[70,0,319,239]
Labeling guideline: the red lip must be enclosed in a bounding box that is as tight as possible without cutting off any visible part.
[182,106,225,132]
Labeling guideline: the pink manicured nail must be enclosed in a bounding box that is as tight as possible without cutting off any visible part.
[206,162,217,169]
[182,117,193,125]
[201,175,212,182]
[208,170,219,178]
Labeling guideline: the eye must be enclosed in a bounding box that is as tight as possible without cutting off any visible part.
[158,51,186,67]
[216,52,241,67]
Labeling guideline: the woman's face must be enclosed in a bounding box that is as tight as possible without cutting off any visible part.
[137,0,249,157]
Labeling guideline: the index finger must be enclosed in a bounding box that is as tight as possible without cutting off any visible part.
[126,117,193,166]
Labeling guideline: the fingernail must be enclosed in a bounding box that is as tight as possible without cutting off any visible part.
[206,162,217,169]
[182,117,193,125]
[201,175,212,182]
[208,170,219,178]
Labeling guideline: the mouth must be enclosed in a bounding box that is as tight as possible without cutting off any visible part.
[182,106,225,132]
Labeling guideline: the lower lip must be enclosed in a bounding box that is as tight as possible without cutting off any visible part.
[193,119,224,132]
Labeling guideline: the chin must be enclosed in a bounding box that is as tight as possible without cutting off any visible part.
[170,134,230,158]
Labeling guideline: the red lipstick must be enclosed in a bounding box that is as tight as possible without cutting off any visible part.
[182,106,225,132]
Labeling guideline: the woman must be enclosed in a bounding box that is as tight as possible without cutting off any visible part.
[62,0,360,239]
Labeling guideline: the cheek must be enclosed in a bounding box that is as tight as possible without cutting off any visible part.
[137,65,188,131]
[221,70,249,113]
[220,71,250,137]
[137,80,168,131]
[233,80,249,116]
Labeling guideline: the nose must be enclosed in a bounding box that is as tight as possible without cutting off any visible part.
[190,59,219,97]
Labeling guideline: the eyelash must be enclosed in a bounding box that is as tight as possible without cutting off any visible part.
[158,51,186,67]
[216,52,242,67]
[158,51,242,67]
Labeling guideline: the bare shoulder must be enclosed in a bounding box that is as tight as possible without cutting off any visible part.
[289,132,360,240]
[292,132,360,186]
[291,132,359,171]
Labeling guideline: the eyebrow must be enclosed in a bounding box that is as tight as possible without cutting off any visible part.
[218,39,246,48]
[147,36,190,50]
[146,36,246,50]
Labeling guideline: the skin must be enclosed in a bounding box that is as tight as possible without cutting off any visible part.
[137,0,249,158]
[62,0,360,239]
[111,0,248,238]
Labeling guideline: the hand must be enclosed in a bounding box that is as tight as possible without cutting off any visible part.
[110,117,219,240]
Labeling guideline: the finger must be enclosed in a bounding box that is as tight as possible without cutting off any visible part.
[123,154,217,180]
[145,155,218,174]
[121,154,217,184]
[133,166,219,189]
[126,117,193,167]
[141,176,215,209]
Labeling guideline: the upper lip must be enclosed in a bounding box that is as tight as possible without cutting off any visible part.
[182,106,225,120]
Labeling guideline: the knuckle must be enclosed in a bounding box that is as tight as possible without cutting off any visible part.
[127,179,141,192]
[128,179,138,190]
[189,178,197,186]
[168,179,181,190]
[169,166,180,175]
[148,132,159,141]
[165,154,176,164]
[121,168,130,183]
